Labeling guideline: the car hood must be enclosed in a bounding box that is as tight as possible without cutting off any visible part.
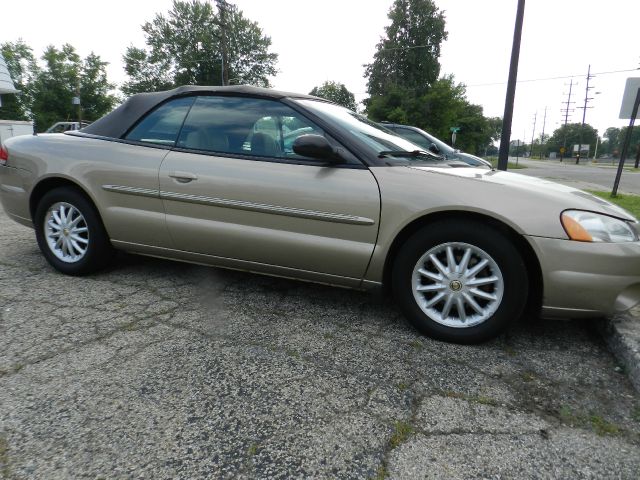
[453,152,492,168]
[408,166,637,222]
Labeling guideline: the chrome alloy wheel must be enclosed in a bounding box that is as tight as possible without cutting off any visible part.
[44,202,89,263]
[411,242,504,328]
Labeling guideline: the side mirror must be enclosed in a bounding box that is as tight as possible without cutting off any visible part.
[429,142,440,154]
[292,134,342,163]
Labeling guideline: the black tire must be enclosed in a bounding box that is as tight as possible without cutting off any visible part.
[34,187,114,275]
[392,220,528,344]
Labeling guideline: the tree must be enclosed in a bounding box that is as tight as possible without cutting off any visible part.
[29,44,117,130]
[309,81,357,110]
[123,0,278,95]
[617,126,640,164]
[546,123,598,157]
[366,76,492,154]
[364,0,447,97]
[0,40,38,121]
[485,117,503,145]
[122,47,173,96]
[1,41,117,131]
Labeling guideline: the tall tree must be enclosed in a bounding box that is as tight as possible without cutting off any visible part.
[364,0,447,97]
[29,45,117,130]
[309,81,357,110]
[0,40,38,121]
[123,0,278,95]
[366,76,492,154]
[603,127,620,147]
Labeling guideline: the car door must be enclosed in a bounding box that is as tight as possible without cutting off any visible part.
[159,95,380,282]
[93,96,195,248]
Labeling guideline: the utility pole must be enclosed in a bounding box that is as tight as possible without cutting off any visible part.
[497,0,526,171]
[559,79,575,162]
[215,0,230,86]
[576,65,595,164]
[539,106,547,159]
[528,112,537,158]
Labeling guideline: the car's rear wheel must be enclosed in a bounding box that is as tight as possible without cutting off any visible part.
[392,220,528,344]
[34,187,113,275]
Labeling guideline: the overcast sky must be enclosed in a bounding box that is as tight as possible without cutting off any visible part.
[2,0,640,143]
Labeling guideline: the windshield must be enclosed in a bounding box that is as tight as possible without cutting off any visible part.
[296,99,443,163]
[417,129,455,155]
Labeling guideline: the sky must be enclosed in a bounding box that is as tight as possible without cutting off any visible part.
[2,0,640,144]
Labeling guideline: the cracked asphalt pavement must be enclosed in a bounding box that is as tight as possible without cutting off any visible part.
[1,208,640,479]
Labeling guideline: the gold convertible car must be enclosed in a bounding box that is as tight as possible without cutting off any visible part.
[1,86,639,343]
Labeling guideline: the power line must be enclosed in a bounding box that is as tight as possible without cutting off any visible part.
[466,67,638,87]
[351,66,639,96]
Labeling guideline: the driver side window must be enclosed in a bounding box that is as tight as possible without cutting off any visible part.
[177,95,325,161]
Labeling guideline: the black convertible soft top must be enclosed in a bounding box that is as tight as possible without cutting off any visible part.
[80,85,321,139]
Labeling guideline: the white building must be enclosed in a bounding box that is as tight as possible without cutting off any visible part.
[0,52,33,142]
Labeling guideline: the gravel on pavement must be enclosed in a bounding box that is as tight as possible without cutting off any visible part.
[1,208,639,479]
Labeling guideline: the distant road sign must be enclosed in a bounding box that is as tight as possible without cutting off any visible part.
[572,144,589,153]
[559,146,566,154]
[450,127,460,133]
[619,78,640,119]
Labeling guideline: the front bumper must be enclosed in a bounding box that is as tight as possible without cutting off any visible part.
[526,235,640,318]
[0,165,33,227]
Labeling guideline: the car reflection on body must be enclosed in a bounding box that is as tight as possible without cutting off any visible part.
[1,85,639,343]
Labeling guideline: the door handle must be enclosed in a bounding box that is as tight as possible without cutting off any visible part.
[169,171,198,183]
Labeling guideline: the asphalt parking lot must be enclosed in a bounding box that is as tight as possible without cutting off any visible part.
[514,158,640,195]
[1,208,640,479]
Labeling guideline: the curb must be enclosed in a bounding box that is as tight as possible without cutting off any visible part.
[598,309,640,392]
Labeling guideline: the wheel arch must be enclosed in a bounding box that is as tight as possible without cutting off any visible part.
[382,210,543,315]
[29,176,100,221]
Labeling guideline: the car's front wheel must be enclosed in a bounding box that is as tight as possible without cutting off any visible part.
[34,187,113,275]
[392,220,528,344]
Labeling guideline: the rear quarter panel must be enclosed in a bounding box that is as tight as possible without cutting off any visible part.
[2,133,172,247]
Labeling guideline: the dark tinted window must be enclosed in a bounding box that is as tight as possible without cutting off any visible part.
[125,96,195,146]
[177,96,324,160]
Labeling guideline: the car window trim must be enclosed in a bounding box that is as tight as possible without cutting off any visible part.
[67,131,175,150]
[168,145,366,169]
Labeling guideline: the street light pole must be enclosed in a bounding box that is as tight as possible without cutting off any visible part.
[497,0,526,171]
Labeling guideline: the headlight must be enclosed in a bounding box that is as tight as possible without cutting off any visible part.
[561,210,639,243]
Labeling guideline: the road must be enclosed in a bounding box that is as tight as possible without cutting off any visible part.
[1,208,640,479]
[512,158,640,195]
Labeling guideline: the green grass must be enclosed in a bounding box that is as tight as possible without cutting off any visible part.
[558,405,621,436]
[443,390,499,406]
[397,382,408,392]
[587,190,640,220]
[389,421,414,449]
[488,158,527,169]
[371,465,388,480]
[589,415,620,436]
